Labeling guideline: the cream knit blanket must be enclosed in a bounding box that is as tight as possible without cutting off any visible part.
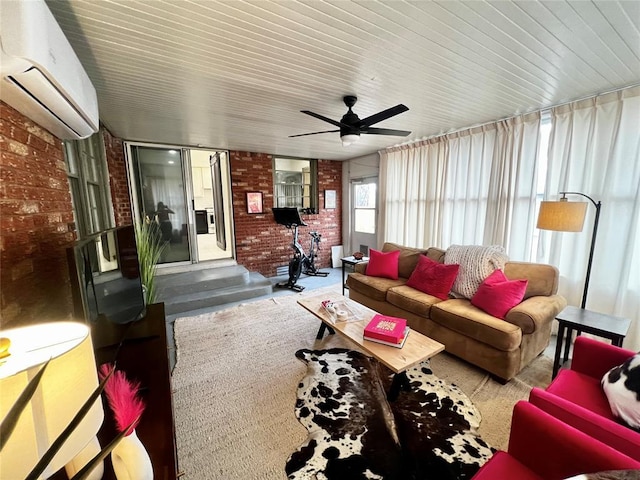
[444,244,509,299]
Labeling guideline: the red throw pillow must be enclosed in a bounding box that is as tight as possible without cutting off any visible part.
[406,255,459,300]
[471,269,528,319]
[366,249,400,280]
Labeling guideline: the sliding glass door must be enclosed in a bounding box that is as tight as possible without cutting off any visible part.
[129,145,191,264]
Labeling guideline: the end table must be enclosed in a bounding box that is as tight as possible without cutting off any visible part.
[341,255,369,295]
[552,305,631,378]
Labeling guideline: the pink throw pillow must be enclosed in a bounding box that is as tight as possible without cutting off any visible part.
[406,255,459,300]
[366,249,400,280]
[471,269,528,319]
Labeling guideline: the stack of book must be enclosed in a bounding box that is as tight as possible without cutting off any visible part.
[363,314,409,348]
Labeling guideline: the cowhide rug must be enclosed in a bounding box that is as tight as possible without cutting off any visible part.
[285,348,494,480]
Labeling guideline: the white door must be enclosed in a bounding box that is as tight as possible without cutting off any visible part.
[350,177,378,255]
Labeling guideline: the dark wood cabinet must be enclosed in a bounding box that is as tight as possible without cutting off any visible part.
[91,302,177,480]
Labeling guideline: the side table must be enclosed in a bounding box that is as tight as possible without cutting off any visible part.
[341,255,369,295]
[552,305,631,378]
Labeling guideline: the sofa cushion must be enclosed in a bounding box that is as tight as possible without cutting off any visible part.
[547,369,615,420]
[471,269,528,319]
[366,248,400,279]
[406,255,459,300]
[503,295,565,334]
[386,285,442,319]
[430,299,522,352]
[444,244,509,299]
[382,242,429,279]
[601,354,640,430]
[346,272,406,302]
[504,262,559,298]
[426,247,446,263]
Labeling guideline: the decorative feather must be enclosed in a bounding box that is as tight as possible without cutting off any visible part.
[99,363,145,436]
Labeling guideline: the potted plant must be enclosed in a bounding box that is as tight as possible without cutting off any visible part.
[135,218,166,305]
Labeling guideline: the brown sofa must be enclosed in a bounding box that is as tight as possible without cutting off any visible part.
[346,242,567,381]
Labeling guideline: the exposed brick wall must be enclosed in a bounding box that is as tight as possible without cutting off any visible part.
[230,151,342,277]
[103,128,131,226]
[0,102,75,328]
[0,103,342,327]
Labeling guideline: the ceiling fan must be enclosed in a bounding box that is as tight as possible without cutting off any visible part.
[290,96,411,146]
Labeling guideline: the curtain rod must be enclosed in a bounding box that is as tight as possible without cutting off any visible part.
[385,82,640,151]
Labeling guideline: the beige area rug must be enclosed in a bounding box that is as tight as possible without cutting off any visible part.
[171,285,553,480]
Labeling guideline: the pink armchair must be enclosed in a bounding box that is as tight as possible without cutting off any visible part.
[472,401,640,479]
[529,336,640,460]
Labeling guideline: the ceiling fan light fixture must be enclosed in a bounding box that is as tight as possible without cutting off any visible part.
[341,133,360,147]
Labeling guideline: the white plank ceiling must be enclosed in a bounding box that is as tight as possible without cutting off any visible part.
[46,0,640,161]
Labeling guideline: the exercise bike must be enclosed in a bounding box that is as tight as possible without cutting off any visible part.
[273,208,329,292]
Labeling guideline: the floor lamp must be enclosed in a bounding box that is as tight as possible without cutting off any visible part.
[537,191,601,309]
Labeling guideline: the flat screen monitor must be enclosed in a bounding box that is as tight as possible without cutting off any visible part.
[272,207,307,227]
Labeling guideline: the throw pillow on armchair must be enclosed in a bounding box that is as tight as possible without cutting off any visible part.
[601,353,640,431]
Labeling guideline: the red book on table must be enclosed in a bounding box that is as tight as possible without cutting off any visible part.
[364,314,407,344]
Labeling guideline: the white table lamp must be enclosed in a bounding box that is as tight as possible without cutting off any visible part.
[0,322,104,480]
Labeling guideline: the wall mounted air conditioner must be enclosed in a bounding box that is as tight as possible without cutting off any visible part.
[0,0,99,140]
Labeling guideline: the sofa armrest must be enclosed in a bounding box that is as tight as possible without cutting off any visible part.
[504,294,567,334]
[529,387,640,461]
[572,336,636,379]
[354,261,368,274]
[507,401,640,478]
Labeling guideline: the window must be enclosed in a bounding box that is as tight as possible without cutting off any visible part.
[353,182,377,234]
[64,130,114,238]
[530,114,552,261]
[273,158,318,211]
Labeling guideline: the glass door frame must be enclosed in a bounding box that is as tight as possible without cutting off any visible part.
[350,176,378,255]
[124,141,196,268]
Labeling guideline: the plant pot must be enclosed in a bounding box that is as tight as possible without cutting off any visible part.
[111,429,153,480]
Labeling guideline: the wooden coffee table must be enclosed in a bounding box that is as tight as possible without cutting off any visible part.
[298,293,444,400]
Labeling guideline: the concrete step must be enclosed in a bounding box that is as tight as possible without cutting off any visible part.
[155,265,250,297]
[157,268,273,316]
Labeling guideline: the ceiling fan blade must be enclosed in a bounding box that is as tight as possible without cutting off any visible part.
[364,127,412,136]
[358,104,409,127]
[301,110,351,129]
[289,129,340,138]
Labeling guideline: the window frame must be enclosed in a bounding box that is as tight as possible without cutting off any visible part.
[353,180,377,235]
[64,130,115,238]
[273,157,318,211]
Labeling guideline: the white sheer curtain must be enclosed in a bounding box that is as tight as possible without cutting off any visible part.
[484,114,540,258]
[378,138,447,248]
[540,86,640,350]
[440,125,495,248]
[379,112,540,260]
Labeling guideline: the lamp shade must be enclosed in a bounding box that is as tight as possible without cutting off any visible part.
[0,322,103,479]
[537,200,588,232]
